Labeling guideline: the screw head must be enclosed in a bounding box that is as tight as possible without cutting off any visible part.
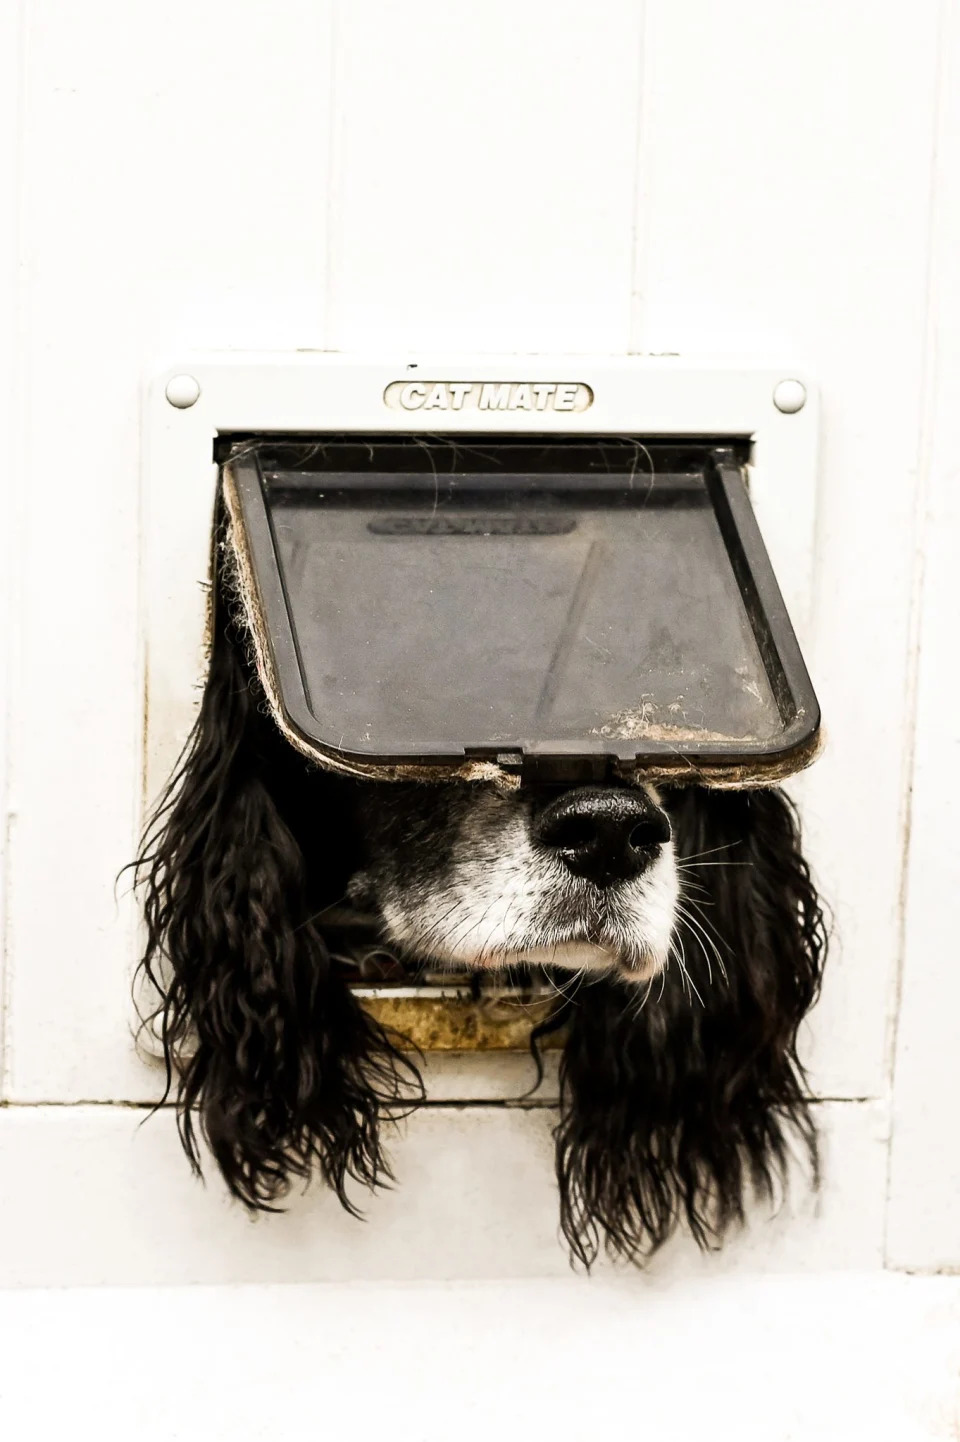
[165,373,201,409]
[773,378,807,414]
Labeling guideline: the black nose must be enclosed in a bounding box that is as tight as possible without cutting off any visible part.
[532,787,671,888]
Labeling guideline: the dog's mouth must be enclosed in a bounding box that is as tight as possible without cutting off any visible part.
[497,937,662,981]
[495,888,670,979]
[329,898,667,984]
[389,897,671,982]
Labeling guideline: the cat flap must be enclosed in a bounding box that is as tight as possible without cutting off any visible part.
[220,434,820,787]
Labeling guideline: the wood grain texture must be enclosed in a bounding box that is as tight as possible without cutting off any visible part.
[886,0,960,1272]
[3,0,334,1102]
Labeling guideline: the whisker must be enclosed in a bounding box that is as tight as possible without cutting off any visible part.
[671,899,726,992]
[674,906,713,986]
[675,907,724,986]
[626,973,656,1022]
[540,964,589,1008]
[676,860,752,871]
[676,889,731,958]
[672,926,705,1007]
[671,928,689,1002]
[293,888,352,934]
[677,841,743,862]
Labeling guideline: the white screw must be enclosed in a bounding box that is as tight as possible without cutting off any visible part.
[773,378,807,414]
[165,373,201,409]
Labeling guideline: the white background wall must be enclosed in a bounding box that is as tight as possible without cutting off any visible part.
[0,0,957,1285]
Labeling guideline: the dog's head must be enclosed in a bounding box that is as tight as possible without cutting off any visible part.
[348,778,677,983]
[133,519,826,1266]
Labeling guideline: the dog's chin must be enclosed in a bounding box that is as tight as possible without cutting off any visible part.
[416,937,666,984]
[505,940,621,972]
[502,940,665,983]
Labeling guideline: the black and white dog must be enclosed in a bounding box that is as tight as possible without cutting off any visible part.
[134,511,826,1266]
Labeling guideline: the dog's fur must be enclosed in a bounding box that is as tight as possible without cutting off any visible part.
[133,515,826,1267]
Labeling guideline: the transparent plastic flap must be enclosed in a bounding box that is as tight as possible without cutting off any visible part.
[222,435,819,782]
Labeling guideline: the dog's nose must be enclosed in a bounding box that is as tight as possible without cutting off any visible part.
[533,787,671,887]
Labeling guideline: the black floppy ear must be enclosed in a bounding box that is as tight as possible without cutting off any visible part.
[553,785,827,1267]
[132,513,421,1211]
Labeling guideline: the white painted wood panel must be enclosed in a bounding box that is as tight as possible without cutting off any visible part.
[0,0,24,1101]
[886,0,960,1273]
[3,0,334,1101]
[0,0,950,1280]
[634,0,942,1100]
[0,1100,888,1286]
[326,0,644,353]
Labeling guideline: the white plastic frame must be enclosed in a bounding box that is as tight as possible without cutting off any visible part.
[141,353,819,812]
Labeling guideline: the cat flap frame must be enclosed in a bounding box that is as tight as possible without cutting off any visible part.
[142,354,821,807]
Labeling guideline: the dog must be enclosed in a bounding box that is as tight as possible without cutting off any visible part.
[133,507,826,1267]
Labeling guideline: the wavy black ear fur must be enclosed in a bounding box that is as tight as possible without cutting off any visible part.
[551,786,826,1267]
[132,516,422,1212]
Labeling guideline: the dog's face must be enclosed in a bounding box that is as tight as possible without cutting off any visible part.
[347,779,678,983]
